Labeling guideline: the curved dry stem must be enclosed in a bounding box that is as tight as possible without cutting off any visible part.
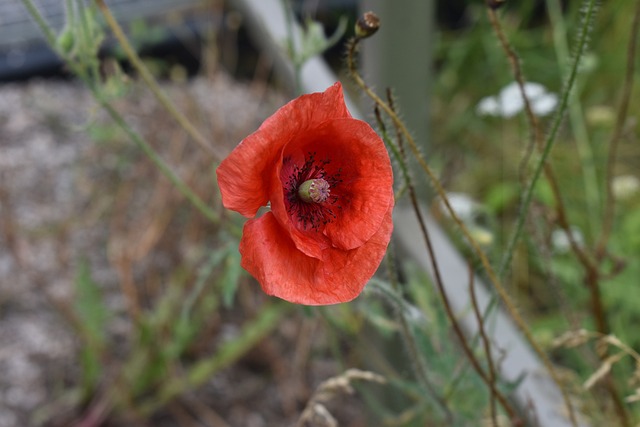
[487,3,628,425]
[488,0,603,338]
[486,9,542,186]
[94,0,220,161]
[488,7,597,281]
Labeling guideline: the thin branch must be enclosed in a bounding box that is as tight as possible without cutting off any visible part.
[22,0,221,229]
[365,46,519,423]
[347,35,569,426]
[488,7,596,282]
[96,94,221,225]
[498,0,598,281]
[488,0,603,338]
[489,2,629,425]
[382,246,454,422]
[469,266,499,427]
[546,0,600,237]
[20,0,57,46]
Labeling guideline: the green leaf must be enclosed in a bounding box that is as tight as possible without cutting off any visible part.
[74,260,109,348]
[140,302,291,415]
[56,26,76,56]
[73,260,110,393]
[221,248,242,307]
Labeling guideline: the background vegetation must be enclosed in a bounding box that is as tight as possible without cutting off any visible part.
[6,0,640,425]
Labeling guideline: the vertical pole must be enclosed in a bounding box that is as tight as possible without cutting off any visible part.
[360,0,434,198]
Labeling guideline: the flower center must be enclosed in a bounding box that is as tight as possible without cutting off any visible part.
[298,178,330,203]
[282,152,342,231]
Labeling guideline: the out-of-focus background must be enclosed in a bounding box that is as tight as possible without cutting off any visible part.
[2,0,639,426]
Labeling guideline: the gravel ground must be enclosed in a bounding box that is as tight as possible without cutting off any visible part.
[0,74,296,426]
[0,80,92,427]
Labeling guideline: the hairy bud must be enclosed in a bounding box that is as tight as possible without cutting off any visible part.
[355,11,380,39]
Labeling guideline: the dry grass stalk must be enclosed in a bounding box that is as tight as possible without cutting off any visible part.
[584,352,626,390]
[295,369,386,427]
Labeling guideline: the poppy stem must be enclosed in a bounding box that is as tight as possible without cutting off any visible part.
[370,67,521,423]
[347,32,577,426]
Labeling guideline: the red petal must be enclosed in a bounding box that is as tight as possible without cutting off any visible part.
[270,118,394,251]
[269,158,330,260]
[216,82,350,218]
[319,120,393,250]
[240,207,393,305]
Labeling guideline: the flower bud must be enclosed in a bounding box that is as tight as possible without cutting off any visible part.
[56,27,75,55]
[355,12,380,39]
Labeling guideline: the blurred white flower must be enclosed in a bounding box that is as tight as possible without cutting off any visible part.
[469,226,494,247]
[476,82,558,118]
[440,192,478,222]
[612,175,640,201]
[551,226,584,254]
[439,192,495,248]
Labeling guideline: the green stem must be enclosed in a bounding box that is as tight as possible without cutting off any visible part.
[348,34,569,426]
[371,62,519,424]
[77,0,102,85]
[547,0,600,238]
[281,0,302,94]
[20,0,57,46]
[64,0,75,25]
[469,269,499,427]
[487,7,597,284]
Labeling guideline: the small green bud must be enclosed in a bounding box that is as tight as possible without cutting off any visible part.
[355,11,380,39]
[56,27,75,56]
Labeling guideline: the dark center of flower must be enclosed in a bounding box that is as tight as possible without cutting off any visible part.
[283,152,342,231]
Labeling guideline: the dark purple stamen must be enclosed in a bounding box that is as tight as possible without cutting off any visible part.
[283,152,342,231]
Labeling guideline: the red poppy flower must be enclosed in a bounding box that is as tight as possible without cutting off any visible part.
[216,82,394,305]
